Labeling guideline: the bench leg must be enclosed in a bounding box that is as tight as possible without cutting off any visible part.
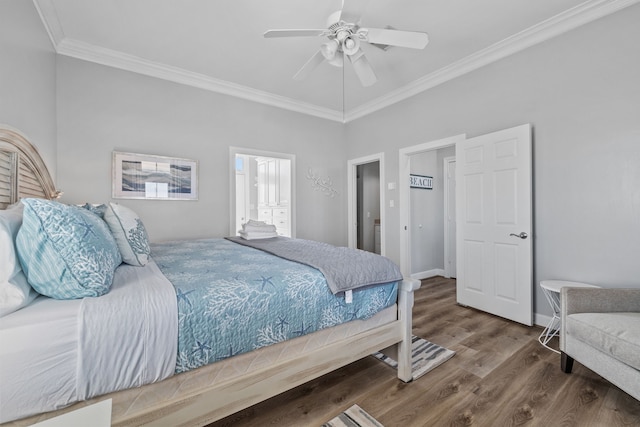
[561,352,574,373]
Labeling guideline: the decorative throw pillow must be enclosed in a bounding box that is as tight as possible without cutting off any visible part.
[81,203,108,219]
[16,198,122,299]
[0,202,38,317]
[103,202,151,266]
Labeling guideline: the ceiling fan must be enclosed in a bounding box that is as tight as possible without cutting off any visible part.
[263,0,429,87]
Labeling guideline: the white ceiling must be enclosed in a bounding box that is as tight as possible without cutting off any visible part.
[34,0,638,122]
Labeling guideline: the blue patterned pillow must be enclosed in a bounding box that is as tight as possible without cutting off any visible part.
[103,203,150,266]
[16,199,122,299]
[81,203,108,219]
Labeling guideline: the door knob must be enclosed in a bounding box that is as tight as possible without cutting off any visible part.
[509,232,528,239]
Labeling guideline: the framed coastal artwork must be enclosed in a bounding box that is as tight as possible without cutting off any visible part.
[112,151,198,200]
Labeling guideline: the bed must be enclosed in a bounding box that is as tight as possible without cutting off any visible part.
[0,125,420,426]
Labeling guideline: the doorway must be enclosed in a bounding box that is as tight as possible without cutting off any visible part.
[399,134,466,277]
[399,126,533,326]
[229,147,295,237]
[407,146,456,279]
[357,162,381,253]
[347,153,385,253]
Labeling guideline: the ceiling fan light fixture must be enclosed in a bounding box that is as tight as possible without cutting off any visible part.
[321,39,339,60]
[342,34,360,56]
[335,29,350,43]
[327,54,344,68]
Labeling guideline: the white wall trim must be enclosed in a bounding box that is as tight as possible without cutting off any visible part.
[32,0,64,49]
[347,153,385,253]
[443,156,456,279]
[54,38,345,123]
[34,0,639,122]
[534,313,553,329]
[345,0,640,122]
[411,269,445,281]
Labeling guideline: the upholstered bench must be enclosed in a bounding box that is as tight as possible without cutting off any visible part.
[560,287,640,401]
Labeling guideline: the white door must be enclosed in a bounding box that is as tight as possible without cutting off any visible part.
[456,124,533,325]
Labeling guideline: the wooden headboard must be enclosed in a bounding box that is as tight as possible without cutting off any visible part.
[0,126,60,209]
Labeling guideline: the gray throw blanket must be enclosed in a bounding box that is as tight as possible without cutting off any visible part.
[226,236,403,294]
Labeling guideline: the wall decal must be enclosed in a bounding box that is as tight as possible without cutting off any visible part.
[306,167,338,198]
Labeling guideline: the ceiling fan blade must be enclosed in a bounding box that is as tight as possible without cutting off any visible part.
[339,0,370,24]
[360,28,429,49]
[293,50,325,81]
[347,49,377,87]
[264,29,325,38]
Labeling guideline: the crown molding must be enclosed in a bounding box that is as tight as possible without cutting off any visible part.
[345,0,640,122]
[34,0,638,123]
[32,0,64,49]
[55,38,344,123]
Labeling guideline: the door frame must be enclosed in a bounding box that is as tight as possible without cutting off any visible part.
[235,156,250,231]
[398,134,466,277]
[347,153,385,252]
[443,156,456,279]
[229,146,296,237]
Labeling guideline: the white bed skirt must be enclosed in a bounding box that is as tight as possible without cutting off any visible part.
[0,261,178,424]
[5,304,397,426]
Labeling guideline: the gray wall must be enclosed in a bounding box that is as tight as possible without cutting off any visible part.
[346,5,640,318]
[56,57,347,244]
[0,0,57,177]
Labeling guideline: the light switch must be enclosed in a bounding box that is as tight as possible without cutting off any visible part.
[389,200,395,208]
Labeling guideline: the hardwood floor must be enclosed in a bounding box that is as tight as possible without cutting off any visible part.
[209,277,640,426]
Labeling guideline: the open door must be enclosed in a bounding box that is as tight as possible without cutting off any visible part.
[456,124,533,325]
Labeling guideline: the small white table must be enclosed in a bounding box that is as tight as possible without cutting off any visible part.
[538,280,599,353]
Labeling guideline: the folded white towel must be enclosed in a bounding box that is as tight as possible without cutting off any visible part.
[239,230,278,240]
[242,221,277,233]
[243,225,277,233]
[238,229,275,236]
[239,229,277,236]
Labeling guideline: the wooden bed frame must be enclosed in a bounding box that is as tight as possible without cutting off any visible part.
[0,126,60,209]
[0,125,420,426]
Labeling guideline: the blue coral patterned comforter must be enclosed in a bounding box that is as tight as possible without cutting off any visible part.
[151,238,398,373]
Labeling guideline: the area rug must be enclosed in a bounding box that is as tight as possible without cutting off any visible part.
[322,404,384,427]
[372,335,455,380]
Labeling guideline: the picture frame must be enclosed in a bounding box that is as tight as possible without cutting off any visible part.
[112,151,198,200]
[409,174,433,190]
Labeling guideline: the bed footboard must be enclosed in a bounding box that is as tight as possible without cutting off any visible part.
[395,278,421,382]
[378,277,421,382]
[4,278,420,427]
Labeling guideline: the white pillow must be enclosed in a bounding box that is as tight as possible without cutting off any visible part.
[0,202,38,317]
[103,203,151,266]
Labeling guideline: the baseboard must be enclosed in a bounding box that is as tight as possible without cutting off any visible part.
[534,312,552,328]
[410,269,445,280]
